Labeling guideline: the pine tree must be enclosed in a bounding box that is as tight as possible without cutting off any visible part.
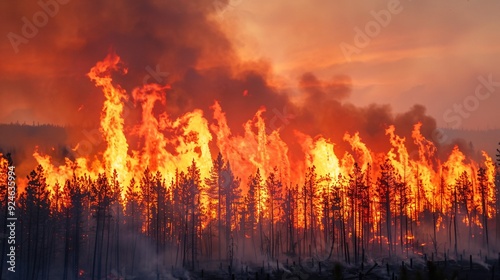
[252,169,264,254]
[90,173,113,280]
[244,173,258,256]
[477,167,490,248]
[205,152,225,261]
[179,160,201,270]
[19,165,51,280]
[150,171,166,279]
[265,166,282,259]
[298,166,319,258]
[61,175,88,280]
[455,171,473,250]
[376,159,396,257]
[221,162,241,264]
[283,183,298,256]
[348,163,364,263]
[124,178,140,275]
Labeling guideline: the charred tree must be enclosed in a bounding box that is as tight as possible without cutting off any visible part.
[455,171,473,250]
[19,165,51,280]
[377,159,396,258]
[265,166,282,259]
[205,153,224,261]
[221,163,241,263]
[179,160,201,270]
[124,178,141,275]
[477,167,490,249]
[283,183,297,256]
[90,173,113,280]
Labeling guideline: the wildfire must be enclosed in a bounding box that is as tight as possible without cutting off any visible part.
[34,53,214,202]
[29,53,496,236]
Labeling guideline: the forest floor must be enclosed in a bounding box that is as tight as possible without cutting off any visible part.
[165,255,500,280]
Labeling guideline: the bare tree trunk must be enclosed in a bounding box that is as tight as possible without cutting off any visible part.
[91,207,101,280]
[74,206,81,280]
[385,191,392,258]
[156,192,160,279]
[97,207,107,280]
[270,201,274,259]
[453,187,458,256]
[433,212,438,256]
[218,183,222,262]
[105,215,111,280]
[116,203,120,277]
[303,186,307,257]
[31,204,40,280]
[63,210,70,280]
[183,210,188,268]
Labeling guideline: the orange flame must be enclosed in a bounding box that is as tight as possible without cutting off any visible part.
[28,53,497,238]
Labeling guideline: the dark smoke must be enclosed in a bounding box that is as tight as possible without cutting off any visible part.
[288,72,439,157]
[1,0,451,160]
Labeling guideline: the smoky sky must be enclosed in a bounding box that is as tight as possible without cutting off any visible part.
[0,0,290,129]
[0,0,446,157]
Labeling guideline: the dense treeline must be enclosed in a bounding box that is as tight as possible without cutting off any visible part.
[0,151,499,279]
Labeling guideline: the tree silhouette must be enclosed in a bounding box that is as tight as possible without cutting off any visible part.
[477,167,490,248]
[283,183,298,256]
[2,145,500,278]
[376,159,396,257]
[89,173,114,280]
[265,166,282,259]
[205,153,224,261]
[19,165,51,280]
[220,162,241,265]
[124,178,140,275]
[178,160,201,270]
[62,175,88,280]
[455,171,473,250]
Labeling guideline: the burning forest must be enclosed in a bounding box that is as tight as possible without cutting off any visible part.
[0,52,499,279]
[1,1,500,279]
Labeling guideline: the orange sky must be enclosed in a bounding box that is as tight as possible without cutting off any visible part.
[220,0,500,129]
[1,0,499,130]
